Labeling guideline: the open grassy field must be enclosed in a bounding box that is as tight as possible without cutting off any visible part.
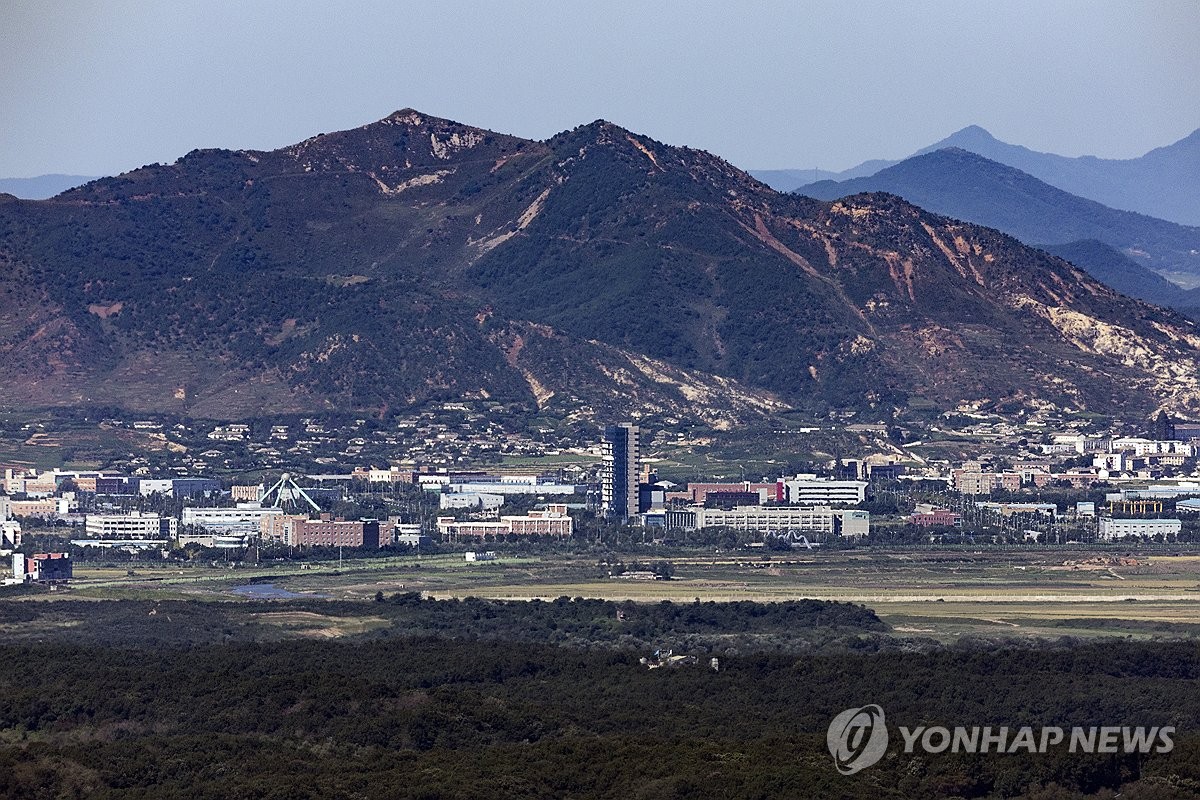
[34,547,1200,643]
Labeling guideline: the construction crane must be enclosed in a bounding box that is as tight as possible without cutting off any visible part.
[261,473,320,514]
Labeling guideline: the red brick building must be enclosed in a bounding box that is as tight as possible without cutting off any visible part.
[277,514,381,548]
[907,509,963,527]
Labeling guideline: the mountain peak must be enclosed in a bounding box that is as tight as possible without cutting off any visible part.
[900,147,1008,174]
[941,125,1001,148]
[371,108,481,132]
[952,124,994,137]
[381,108,429,126]
[550,119,656,153]
[263,109,539,174]
[569,119,632,138]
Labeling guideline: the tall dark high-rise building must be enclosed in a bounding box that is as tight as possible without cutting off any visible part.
[601,423,640,522]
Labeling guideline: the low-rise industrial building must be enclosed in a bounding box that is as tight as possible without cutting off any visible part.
[445,474,580,495]
[85,512,176,539]
[182,505,283,534]
[437,506,573,540]
[1098,517,1182,540]
[907,507,962,527]
[395,532,432,549]
[177,532,250,549]
[504,506,573,536]
[6,498,71,518]
[670,505,869,537]
[137,478,221,498]
[671,481,782,505]
[781,475,867,506]
[978,502,1059,518]
[439,492,505,511]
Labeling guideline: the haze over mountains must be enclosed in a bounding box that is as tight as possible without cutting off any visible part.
[754,125,1200,227]
[0,175,98,200]
[795,148,1200,299]
[3,111,1200,423]
[1039,240,1200,314]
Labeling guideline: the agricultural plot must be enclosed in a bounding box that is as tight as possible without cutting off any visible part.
[42,548,1200,643]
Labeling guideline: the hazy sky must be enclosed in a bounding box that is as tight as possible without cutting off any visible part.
[2,1,1198,178]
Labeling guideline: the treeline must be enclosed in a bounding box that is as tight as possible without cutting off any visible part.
[377,593,885,649]
[0,596,885,653]
[0,637,1199,797]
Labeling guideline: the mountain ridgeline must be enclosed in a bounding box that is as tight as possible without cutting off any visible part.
[796,148,1200,290]
[758,124,1200,226]
[2,110,1200,422]
[0,174,98,200]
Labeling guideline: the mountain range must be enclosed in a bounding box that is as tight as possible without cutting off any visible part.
[0,175,97,200]
[3,111,1200,423]
[794,148,1200,294]
[754,125,1200,226]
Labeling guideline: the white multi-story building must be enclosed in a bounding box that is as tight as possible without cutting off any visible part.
[1093,452,1134,473]
[365,467,410,484]
[1111,438,1194,457]
[440,492,504,511]
[1,520,21,549]
[177,532,249,549]
[503,507,573,536]
[230,484,265,502]
[781,475,867,505]
[445,480,577,496]
[137,479,175,496]
[437,506,573,540]
[85,512,176,539]
[684,505,869,537]
[1098,517,1182,540]
[182,505,283,534]
[1108,484,1200,501]
[839,510,871,537]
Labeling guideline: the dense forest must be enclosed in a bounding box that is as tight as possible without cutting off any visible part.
[1,596,1199,797]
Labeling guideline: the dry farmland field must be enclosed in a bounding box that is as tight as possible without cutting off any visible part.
[23,547,1200,643]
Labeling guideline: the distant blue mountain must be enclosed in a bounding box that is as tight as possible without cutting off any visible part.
[0,174,98,199]
[1042,240,1200,315]
[748,164,884,193]
[795,147,1200,295]
[753,125,1200,226]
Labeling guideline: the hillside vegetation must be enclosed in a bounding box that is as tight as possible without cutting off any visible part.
[4,112,1200,421]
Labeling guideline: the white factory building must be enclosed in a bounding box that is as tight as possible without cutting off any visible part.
[439,492,505,511]
[780,475,868,506]
[674,505,869,537]
[1098,517,1182,540]
[445,476,579,495]
[84,512,177,539]
[182,505,284,534]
